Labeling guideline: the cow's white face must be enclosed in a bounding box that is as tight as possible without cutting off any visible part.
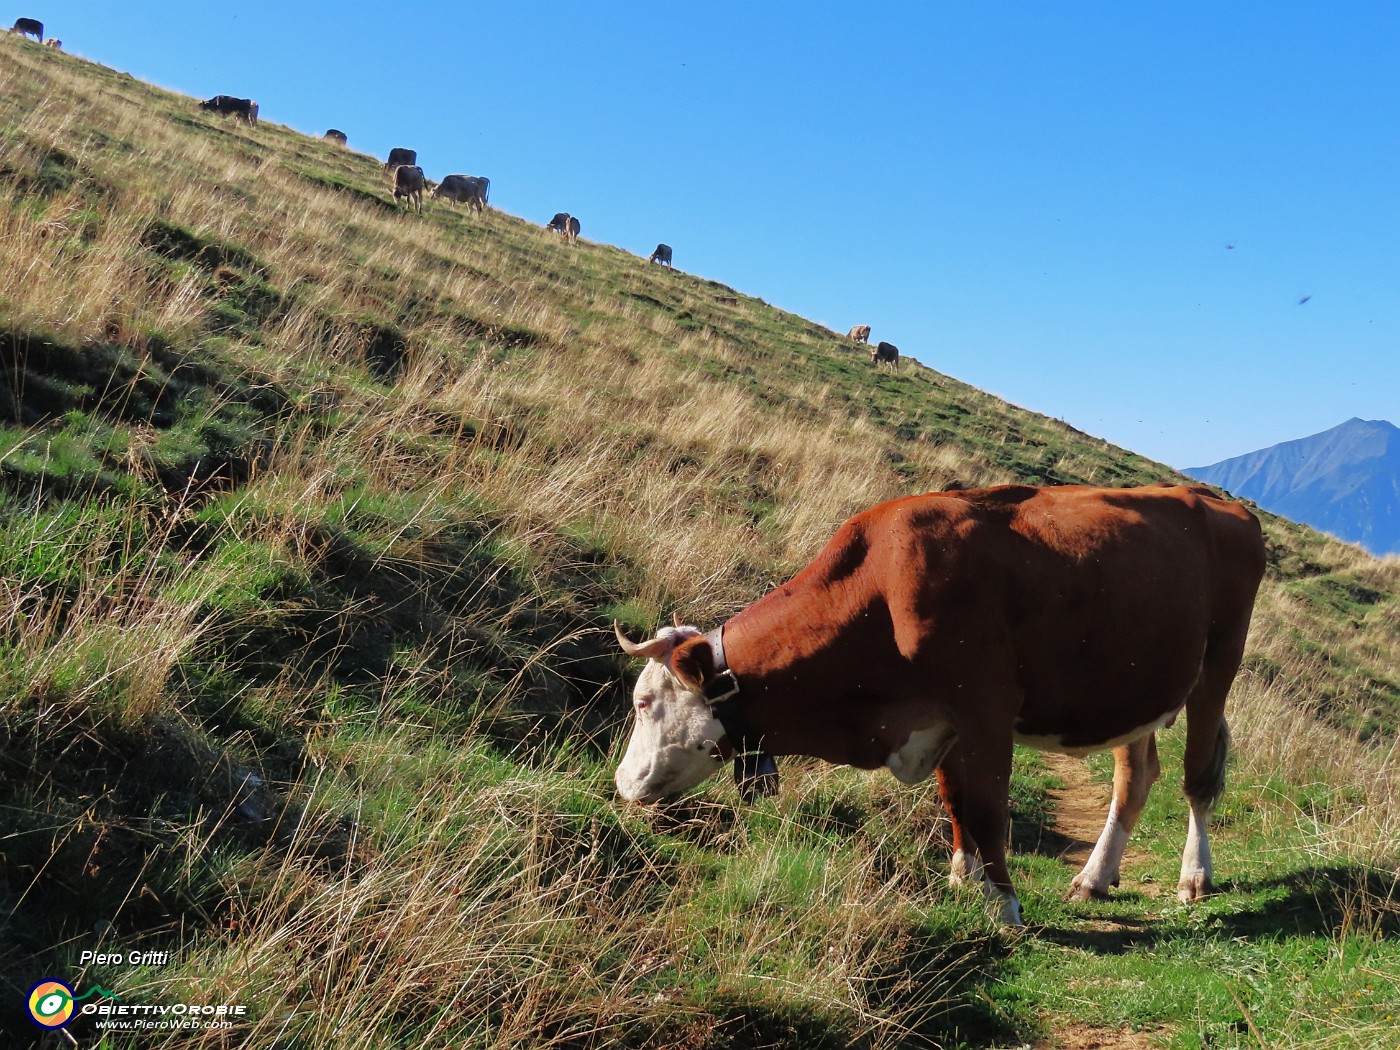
[614,626,728,803]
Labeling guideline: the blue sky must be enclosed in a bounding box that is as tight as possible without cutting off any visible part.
[29,2,1399,468]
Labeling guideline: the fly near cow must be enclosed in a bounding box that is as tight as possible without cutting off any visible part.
[614,483,1265,926]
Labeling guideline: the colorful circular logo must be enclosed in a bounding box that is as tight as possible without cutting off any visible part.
[28,979,76,1029]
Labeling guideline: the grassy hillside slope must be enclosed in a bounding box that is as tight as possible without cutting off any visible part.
[3,37,1398,1049]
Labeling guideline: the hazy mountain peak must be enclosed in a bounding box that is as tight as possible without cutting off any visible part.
[1187,419,1400,556]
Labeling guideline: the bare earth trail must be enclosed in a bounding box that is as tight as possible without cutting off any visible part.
[1030,753,1166,1050]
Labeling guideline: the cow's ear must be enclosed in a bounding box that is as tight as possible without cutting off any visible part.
[670,636,717,693]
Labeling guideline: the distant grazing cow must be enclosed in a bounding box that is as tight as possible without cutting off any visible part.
[384,147,417,174]
[848,324,871,344]
[393,164,426,213]
[324,129,348,146]
[9,17,42,41]
[713,295,739,305]
[871,341,899,370]
[546,212,581,243]
[613,483,1265,926]
[433,174,490,212]
[649,243,673,269]
[44,38,61,49]
[199,96,258,127]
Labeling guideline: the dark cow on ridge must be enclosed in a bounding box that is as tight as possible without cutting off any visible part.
[546,212,581,243]
[649,243,673,269]
[433,174,490,212]
[324,129,348,146]
[384,147,417,175]
[9,17,42,41]
[199,96,259,126]
[393,164,426,213]
[871,340,899,370]
[614,483,1265,926]
[848,324,871,344]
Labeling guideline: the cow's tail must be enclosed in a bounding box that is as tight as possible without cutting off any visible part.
[1184,718,1230,811]
[482,177,490,205]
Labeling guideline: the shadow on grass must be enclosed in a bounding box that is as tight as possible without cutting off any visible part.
[1217,865,1400,939]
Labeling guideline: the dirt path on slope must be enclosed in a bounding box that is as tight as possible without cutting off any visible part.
[1041,752,1110,871]
[1034,754,1168,1050]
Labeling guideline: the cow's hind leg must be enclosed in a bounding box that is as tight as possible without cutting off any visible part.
[1179,717,1230,902]
[1068,734,1160,900]
[1177,626,1247,902]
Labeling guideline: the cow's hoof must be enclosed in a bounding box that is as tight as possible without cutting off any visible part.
[1176,873,1217,903]
[1066,881,1113,902]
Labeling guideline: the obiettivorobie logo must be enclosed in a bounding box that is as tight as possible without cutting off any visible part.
[26,975,248,1034]
[27,979,121,1029]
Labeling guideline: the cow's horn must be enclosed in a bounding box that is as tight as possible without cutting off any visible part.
[672,611,684,629]
[614,621,673,660]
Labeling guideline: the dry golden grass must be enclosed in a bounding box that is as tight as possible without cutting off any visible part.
[4,35,1400,1049]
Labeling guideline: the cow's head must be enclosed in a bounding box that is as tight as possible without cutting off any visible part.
[612,622,733,803]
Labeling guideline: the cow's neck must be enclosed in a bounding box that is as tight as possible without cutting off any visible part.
[720,584,876,765]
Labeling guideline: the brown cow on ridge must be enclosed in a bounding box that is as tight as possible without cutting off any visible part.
[393,164,426,213]
[9,17,42,40]
[848,324,871,344]
[614,483,1265,926]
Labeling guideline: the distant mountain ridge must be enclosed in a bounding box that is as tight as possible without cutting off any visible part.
[1187,418,1400,556]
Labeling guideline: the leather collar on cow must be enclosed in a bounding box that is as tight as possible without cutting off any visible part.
[703,627,779,802]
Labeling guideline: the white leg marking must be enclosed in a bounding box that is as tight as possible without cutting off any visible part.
[1071,799,1133,900]
[984,883,1024,927]
[1178,799,1215,902]
[948,848,984,889]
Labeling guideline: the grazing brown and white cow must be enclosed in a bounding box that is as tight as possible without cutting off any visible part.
[393,164,426,213]
[614,483,1265,926]
[649,243,673,268]
[45,37,61,49]
[871,340,899,370]
[848,324,871,344]
[433,174,490,212]
[9,17,42,40]
[324,129,348,146]
[199,95,258,126]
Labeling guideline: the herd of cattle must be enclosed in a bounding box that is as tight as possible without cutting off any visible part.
[11,18,1272,933]
[10,17,908,371]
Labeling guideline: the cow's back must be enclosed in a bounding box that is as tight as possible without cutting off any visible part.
[899,484,1263,742]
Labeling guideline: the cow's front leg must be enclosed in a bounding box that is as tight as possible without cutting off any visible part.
[938,734,1021,926]
[936,761,985,889]
[1069,735,1160,900]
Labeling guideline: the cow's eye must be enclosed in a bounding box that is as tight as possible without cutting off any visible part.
[636,696,655,712]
